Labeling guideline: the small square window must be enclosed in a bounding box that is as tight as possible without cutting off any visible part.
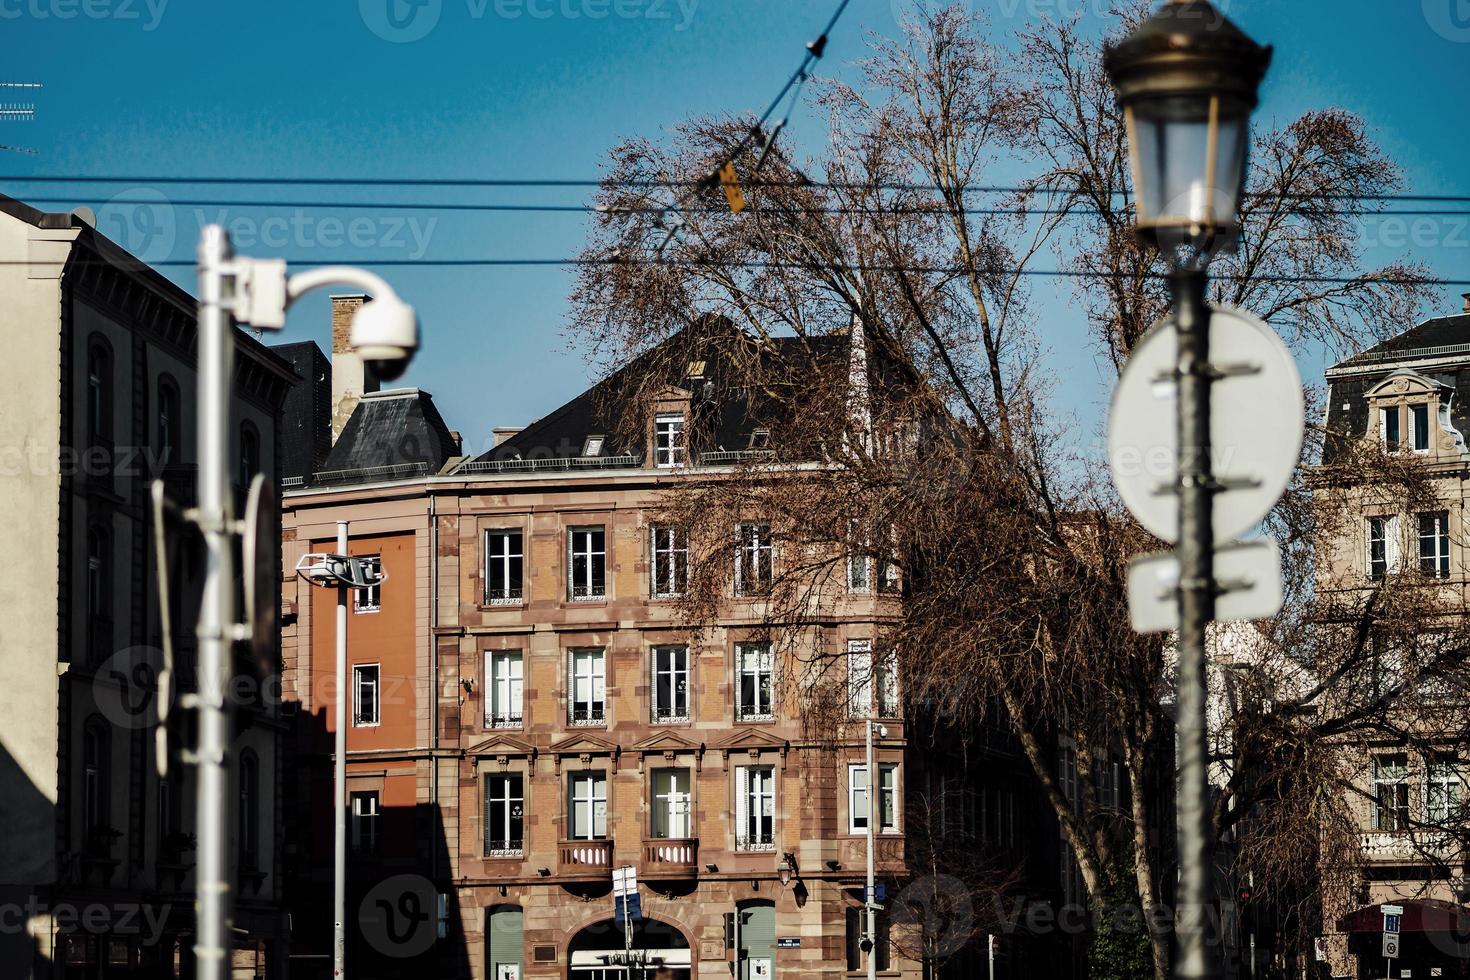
[354,556,382,613]
[582,435,605,457]
[352,664,380,727]
[655,414,686,468]
[749,429,771,450]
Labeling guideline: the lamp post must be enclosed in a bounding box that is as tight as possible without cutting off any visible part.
[1103,4,1270,979]
[192,225,418,980]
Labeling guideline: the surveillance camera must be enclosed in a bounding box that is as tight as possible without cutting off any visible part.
[349,294,419,382]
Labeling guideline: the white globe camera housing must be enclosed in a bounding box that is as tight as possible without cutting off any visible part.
[350,294,420,382]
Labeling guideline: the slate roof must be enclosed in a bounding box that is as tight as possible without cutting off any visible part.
[273,341,332,484]
[469,319,852,468]
[316,388,459,484]
[1322,311,1470,465]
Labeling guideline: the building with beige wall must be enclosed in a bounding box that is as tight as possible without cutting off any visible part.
[0,193,296,978]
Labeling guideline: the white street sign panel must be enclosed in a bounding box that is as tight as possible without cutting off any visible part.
[1127,537,1284,633]
[1108,306,1304,543]
[1383,932,1400,959]
[613,866,637,897]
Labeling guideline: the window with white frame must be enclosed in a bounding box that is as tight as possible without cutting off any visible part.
[1418,511,1451,578]
[848,763,898,834]
[1367,515,1400,581]
[352,664,380,726]
[875,647,899,718]
[654,413,686,467]
[483,773,524,855]
[568,649,606,725]
[650,524,687,597]
[567,771,607,839]
[847,552,870,593]
[484,651,523,728]
[734,765,775,851]
[484,529,524,603]
[568,527,606,600]
[1372,754,1410,832]
[650,645,690,723]
[1411,402,1431,452]
[651,768,691,839]
[735,522,772,595]
[1427,760,1460,825]
[350,791,379,855]
[1381,405,1401,449]
[354,555,382,613]
[848,639,873,717]
[736,643,775,721]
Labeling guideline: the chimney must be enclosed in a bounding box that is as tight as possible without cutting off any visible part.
[1462,292,1470,314]
[492,427,522,447]
[448,430,464,455]
[330,294,379,443]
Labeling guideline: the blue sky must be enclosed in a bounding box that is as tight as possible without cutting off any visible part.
[2,0,1466,455]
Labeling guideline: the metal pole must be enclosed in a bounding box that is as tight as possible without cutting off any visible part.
[334,521,348,979]
[1172,266,1219,980]
[987,932,995,980]
[866,719,877,980]
[193,224,236,980]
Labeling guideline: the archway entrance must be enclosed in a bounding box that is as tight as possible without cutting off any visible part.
[567,917,691,980]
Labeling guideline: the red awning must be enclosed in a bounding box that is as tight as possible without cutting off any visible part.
[1337,899,1469,933]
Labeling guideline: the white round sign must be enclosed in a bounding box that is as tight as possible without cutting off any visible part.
[1108,306,1304,544]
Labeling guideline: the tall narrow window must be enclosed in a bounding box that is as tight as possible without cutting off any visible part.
[1367,516,1399,581]
[736,522,772,595]
[1427,760,1460,825]
[848,639,873,718]
[87,527,107,620]
[485,651,524,728]
[352,664,380,726]
[1411,403,1431,452]
[1373,755,1409,832]
[157,377,179,465]
[238,751,259,869]
[354,555,382,613]
[82,723,108,834]
[848,763,899,834]
[568,649,606,725]
[650,524,687,597]
[484,529,524,603]
[875,647,899,718]
[1418,511,1451,578]
[734,765,775,851]
[568,527,606,600]
[350,791,380,855]
[483,774,524,855]
[847,553,870,593]
[650,646,690,723]
[1381,406,1401,449]
[87,343,109,445]
[239,423,260,489]
[568,772,607,839]
[651,768,691,838]
[654,413,685,467]
[736,644,775,721]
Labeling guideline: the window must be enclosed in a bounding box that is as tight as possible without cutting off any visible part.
[86,342,109,444]
[485,651,523,728]
[567,771,607,839]
[654,413,685,467]
[649,524,687,597]
[1412,403,1431,452]
[1418,511,1451,578]
[238,751,259,869]
[1373,755,1410,832]
[157,777,175,849]
[748,428,771,450]
[1427,760,1460,825]
[848,763,898,834]
[87,527,108,620]
[651,768,691,838]
[1367,516,1399,581]
[82,723,108,833]
[352,664,380,726]
[483,774,524,855]
[650,646,690,723]
[876,648,899,718]
[484,529,524,603]
[582,434,605,457]
[736,644,775,721]
[238,423,259,489]
[736,523,773,595]
[157,377,179,465]
[877,558,900,594]
[1381,406,1401,449]
[846,905,891,972]
[568,527,606,600]
[848,639,881,718]
[568,649,606,725]
[735,765,775,851]
[350,791,380,855]
[847,552,870,593]
[354,555,382,613]
[1371,634,1403,698]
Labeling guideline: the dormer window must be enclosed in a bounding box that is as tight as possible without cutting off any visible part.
[1411,403,1430,452]
[1380,407,1401,449]
[748,429,771,451]
[655,414,685,468]
[582,435,605,458]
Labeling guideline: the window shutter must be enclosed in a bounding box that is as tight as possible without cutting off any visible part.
[1387,516,1401,572]
[734,766,748,844]
[482,777,493,852]
[735,648,745,718]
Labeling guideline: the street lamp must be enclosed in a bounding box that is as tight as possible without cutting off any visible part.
[191,225,419,980]
[1104,5,1270,980]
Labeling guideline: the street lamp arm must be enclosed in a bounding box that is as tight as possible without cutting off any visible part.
[286,266,403,307]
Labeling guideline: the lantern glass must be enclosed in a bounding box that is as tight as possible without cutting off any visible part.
[1127,91,1251,236]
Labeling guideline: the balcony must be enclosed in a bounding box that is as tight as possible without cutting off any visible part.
[558,839,613,879]
[641,838,698,879]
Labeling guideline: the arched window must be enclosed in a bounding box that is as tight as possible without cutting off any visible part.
[238,749,259,869]
[239,422,260,489]
[82,720,110,835]
[86,340,111,445]
[86,526,108,620]
[157,376,180,465]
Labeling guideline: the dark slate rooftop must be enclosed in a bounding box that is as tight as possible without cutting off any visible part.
[315,388,459,484]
